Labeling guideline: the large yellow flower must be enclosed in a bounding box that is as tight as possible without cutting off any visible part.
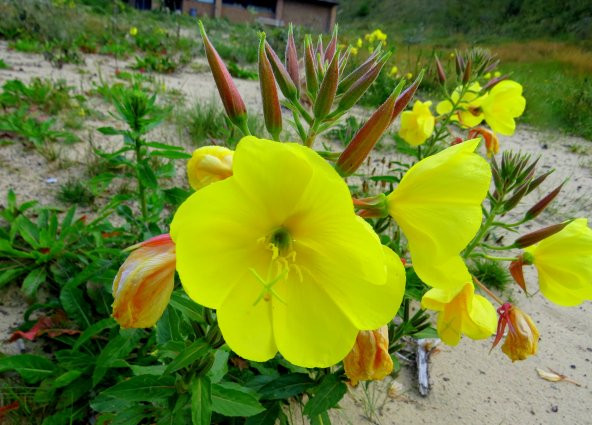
[171,136,406,367]
[398,100,435,146]
[422,282,497,346]
[387,139,491,290]
[436,82,485,128]
[481,80,526,136]
[524,218,592,306]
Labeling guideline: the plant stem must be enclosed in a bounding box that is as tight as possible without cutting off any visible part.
[472,275,504,305]
[134,136,148,222]
[463,206,496,258]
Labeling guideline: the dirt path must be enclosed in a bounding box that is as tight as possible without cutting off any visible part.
[1,43,591,425]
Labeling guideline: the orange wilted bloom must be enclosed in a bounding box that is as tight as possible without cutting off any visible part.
[343,326,393,386]
[112,234,176,328]
[491,303,539,362]
[469,127,499,157]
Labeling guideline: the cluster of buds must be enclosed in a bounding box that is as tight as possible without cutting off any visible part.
[198,21,421,176]
[435,48,501,86]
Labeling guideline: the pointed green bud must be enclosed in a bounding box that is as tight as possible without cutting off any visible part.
[285,23,300,93]
[304,35,319,97]
[390,69,424,125]
[435,55,446,84]
[337,53,390,112]
[524,182,565,220]
[265,41,298,101]
[514,221,572,248]
[259,33,282,140]
[338,47,381,94]
[324,24,338,62]
[313,49,339,119]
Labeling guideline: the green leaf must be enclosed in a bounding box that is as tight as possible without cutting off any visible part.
[145,141,185,150]
[138,161,158,190]
[206,349,229,384]
[191,376,212,425]
[260,373,315,400]
[211,382,266,417]
[150,149,191,159]
[303,374,347,417]
[169,291,205,324]
[128,364,166,376]
[100,375,176,402]
[60,286,92,328]
[245,402,281,425]
[0,267,27,287]
[0,354,56,384]
[156,305,182,344]
[93,329,142,386]
[21,267,46,298]
[51,370,82,389]
[164,339,210,374]
[310,411,332,425]
[110,406,150,425]
[412,326,439,339]
[98,126,125,136]
[73,317,116,350]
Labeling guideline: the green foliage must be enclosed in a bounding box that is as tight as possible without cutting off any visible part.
[469,258,511,291]
[57,180,96,207]
[1,78,81,115]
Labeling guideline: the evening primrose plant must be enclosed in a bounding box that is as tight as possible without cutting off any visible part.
[99,25,591,423]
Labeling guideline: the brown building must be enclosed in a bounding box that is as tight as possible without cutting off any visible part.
[148,0,338,33]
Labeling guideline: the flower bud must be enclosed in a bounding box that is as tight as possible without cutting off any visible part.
[259,33,282,140]
[462,58,472,83]
[455,52,464,77]
[337,53,389,112]
[524,182,564,220]
[304,35,319,97]
[313,49,339,119]
[265,41,298,101]
[343,326,393,386]
[435,55,446,84]
[526,169,554,195]
[514,221,572,248]
[285,24,300,93]
[187,146,234,190]
[324,25,338,62]
[491,303,539,362]
[199,22,248,133]
[509,256,527,293]
[482,74,509,91]
[336,88,398,176]
[352,194,389,218]
[390,70,424,125]
[112,234,176,328]
[339,47,382,94]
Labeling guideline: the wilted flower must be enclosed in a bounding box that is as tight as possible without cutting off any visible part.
[129,26,138,37]
[387,139,491,290]
[523,218,592,306]
[112,234,176,328]
[398,100,435,146]
[187,146,233,191]
[436,82,485,128]
[481,80,526,136]
[343,326,393,386]
[171,137,406,367]
[491,303,539,362]
[468,127,499,156]
[422,282,497,346]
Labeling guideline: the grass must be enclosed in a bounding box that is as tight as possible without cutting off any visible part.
[469,258,511,292]
[57,180,96,206]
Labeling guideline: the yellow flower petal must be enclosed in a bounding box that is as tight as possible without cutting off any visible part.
[481,80,526,136]
[387,139,491,290]
[398,100,434,147]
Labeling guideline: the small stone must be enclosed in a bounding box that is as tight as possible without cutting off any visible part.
[570,364,576,369]
[551,405,558,413]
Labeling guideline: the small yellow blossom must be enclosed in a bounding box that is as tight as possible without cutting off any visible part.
[450,52,455,59]
[187,146,234,191]
[344,325,393,386]
[112,234,176,328]
[398,100,435,146]
[387,140,491,290]
[524,218,592,306]
[350,47,359,56]
[484,72,492,79]
[405,72,413,80]
[129,26,138,37]
[171,137,406,367]
[480,80,526,136]
[494,71,501,77]
[422,282,497,346]
[356,37,363,48]
[436,82,486,128]
[388,65,398,77]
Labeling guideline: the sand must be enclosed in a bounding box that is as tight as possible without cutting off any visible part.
[0,41,591,425]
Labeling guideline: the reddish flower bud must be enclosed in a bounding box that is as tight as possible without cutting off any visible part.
[313,49,339,119]
[304,35,319,97]
[482,74,510,91]
[336,89,397,176]
[526,169,554,195]
[259,33,282,140]
[462,58,472,83]
[265,41,298,101]
[509,256,527,293]
[199,21,248,133]
[514,221,572,248]
[435,55,446,84]
[338,47,381,94]
[524,182,565,220]
[455,52,464,77]
[352,194,389,218]
[337,53,389,112]
[315,34,324,66]
[324,25,338,62]
[285,23,300,93]
[390,70,424,125]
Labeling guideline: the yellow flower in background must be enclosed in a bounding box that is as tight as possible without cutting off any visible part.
[171,137,406,367]
[129,26,138,37]
[365,29,387,44]
[501,305,539,362]
[112,234,176,328]
[524,218,592,306]
[480,80,526,136]
[350,47,359,56]
[187,145,233,191]
[398,100,435,146]
[449,52,455,58]
[343,325,393,386]
[405,72,413,80]
[387,139,491,291]
[494,71,501,77]
[436,82,485,128]
[388,65,398,77]
[422,282,497,346]
[484,72,492,79]
[356,38,363,48]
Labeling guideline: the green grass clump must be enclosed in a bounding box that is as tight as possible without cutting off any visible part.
[469,258,511,292]
[57,180,96,206]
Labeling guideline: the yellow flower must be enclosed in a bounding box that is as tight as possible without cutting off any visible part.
[387,139,491,290]
[372,29,387,42]
[494,71,501,77]
[436,82,485,128]
[484,72,492,79]
[343,325,393,386]
[468,127,499,157]
[350,47,359,56]
[405,72,413,80]
[171,137,406,367]
[493,304,539,362]
[112,234,176,328]
[356,38,363,48]
[388,65,398,77]
[398,100,435,146]
[422,282,497,346]
[129,26,138,37]
[449,52,455,59]
[187,146,234,191]
[480,80,526,136]
[524,218,592,306]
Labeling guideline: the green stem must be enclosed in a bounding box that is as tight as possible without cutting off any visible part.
[471,253,519,262]
[463,206,496,258]
[134,136,148,222]
[305,119,320,148]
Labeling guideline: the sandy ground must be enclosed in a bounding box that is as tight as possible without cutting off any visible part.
[1,42,591,425]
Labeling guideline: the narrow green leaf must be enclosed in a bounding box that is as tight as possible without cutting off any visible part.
[191,376,212,425]
[150,150,191,159]
[21,267,46,298]
[73,317,116,350]
[260,373,315,400]
[211,383,266,417]
[0,267,27,287]
[303,374,347,417]
[206,349,230,384]
[0,354,56,384]
[164,339,210,374]
[100,375,176,402]
[51,370,82,389]
[169,291,205,323]
[245,402,281,425]
[310,411,332,425]
[60,286,92,328]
